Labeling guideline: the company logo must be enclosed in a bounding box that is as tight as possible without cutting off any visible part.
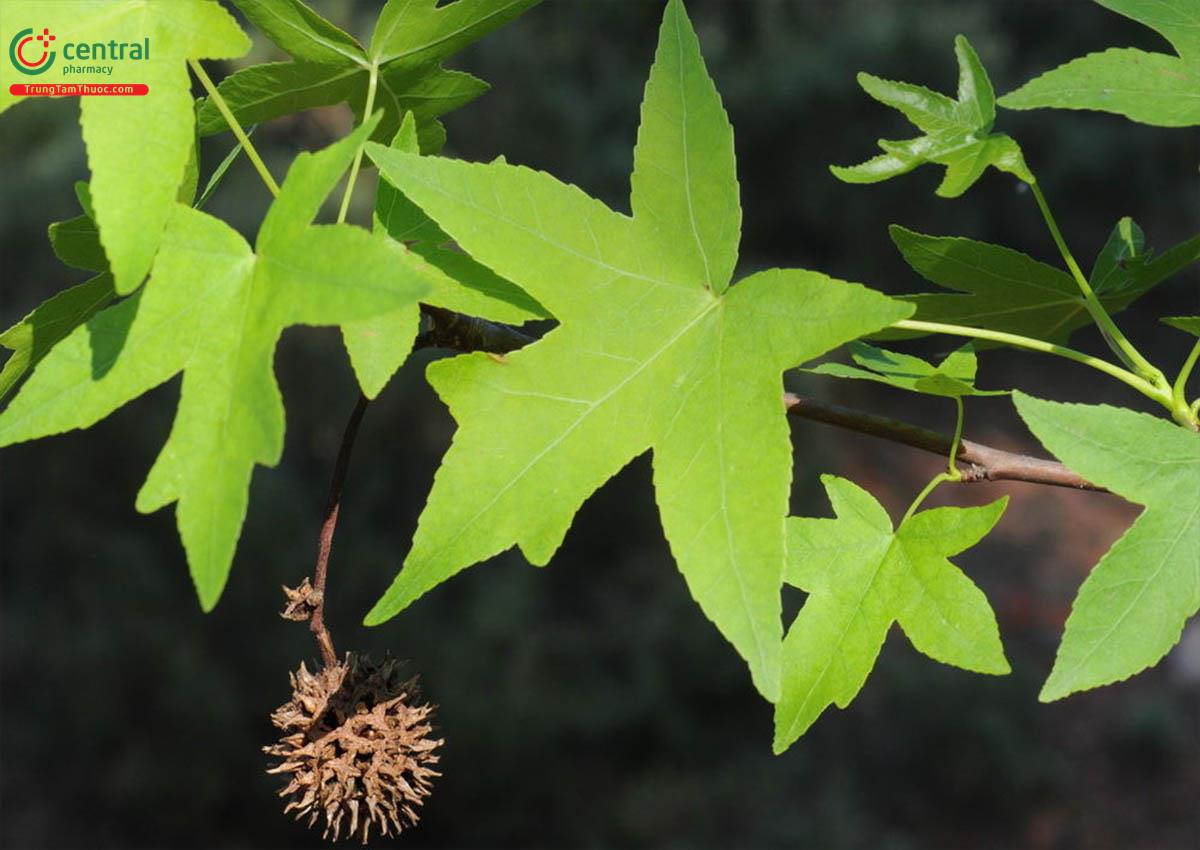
[10,27,56,76]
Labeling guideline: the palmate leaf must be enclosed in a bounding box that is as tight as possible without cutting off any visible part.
[1000,0,1200,127]
[832,35,1032,198]
[196,0,540,152]
[0,118,439,610]
[364,0,912,700]
[1014,394,1200,701]
[343,113,548,397]
[774,476,1008,752]
[888,221,1200,343]
[808,342,1005,398]
[0,1,250,293]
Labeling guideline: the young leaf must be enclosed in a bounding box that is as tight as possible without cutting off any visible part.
[364,0,912,700]
[999,0,1200,127]
[198,0,539,150]
[0,119,438,610]
[1013,393,1200,701]
[343,113,547,398]
[888,222,1200,343]
[48,184,106,273]
[832,35,1032,197]
[774,476,1009,753]
[0,1,251,293]
[808,342,1005,397]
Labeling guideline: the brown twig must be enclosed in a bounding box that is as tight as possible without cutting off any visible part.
[309,392,370,668]
[783,393,1101,491]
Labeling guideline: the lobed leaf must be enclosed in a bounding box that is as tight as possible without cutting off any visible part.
[364,0,912,700]
[0,119,438,610]
[887,222,1199,344]
[774,475,1008,752]
[832,35,1032,197]
[199,0,539,150]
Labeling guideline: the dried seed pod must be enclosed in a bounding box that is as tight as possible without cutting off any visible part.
[265,653,442,843]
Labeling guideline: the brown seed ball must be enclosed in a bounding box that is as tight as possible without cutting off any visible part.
[265,653,442,843]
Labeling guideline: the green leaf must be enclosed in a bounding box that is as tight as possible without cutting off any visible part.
[774,475,1008,752]
[888,222,1199,343]
[0,1,251,294]
[832,35,1032,197]
[201,0,538,149]
[999,0,1200,127]
[343,113,547,398]
[0,119,436,610]
[367,0,540,68]
[1013,393,1200,701]
[0,274,116,402]
[1163,316,1200,336]
[808,341,1005,398]
[228,0,366,65]
[364,0,912,700]
[48,183,107,273]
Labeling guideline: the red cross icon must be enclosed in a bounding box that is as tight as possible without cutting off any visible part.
[37,28,55,46]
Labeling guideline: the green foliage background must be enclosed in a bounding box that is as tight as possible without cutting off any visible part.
[1,1,1197,847]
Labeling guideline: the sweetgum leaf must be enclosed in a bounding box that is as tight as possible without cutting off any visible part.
[808,342,1005,398]
[0,1,251,293]
[1000,0,1200,127]
[832,35,1032,197]
[198,0,538,150]
[364,0,912,700]
[0,118,438,610]
[343,113,547,398]
[888,222,1200,343]
[1014,394,1200,701]
[774,475,1008,752]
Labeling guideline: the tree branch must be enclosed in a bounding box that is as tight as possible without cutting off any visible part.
[308,392,370,668]
[783,393,1102,491]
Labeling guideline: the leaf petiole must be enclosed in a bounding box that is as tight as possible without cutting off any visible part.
[891,318,1161,394]
[947,396,965,479]
[901,471,956,525]
[188,59,280,197]
[1172,339,1200,431]
[1028,180,1165,386]
[337,64,379,224]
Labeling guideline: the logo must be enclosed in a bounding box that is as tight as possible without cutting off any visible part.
[10,27,56,76]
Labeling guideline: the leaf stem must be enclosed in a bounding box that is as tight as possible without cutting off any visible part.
[901,472,955,525]
[891,319,1162,398]
[1172,339,1200,431]
[337,64,378,224]
[946,397,965,479]
[187,59,279,197]
[1028,180,1163,384]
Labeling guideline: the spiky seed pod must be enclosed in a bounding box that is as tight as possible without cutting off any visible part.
[265,654,443,843]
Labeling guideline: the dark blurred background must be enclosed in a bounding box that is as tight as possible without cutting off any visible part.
[2,1,1198,848]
